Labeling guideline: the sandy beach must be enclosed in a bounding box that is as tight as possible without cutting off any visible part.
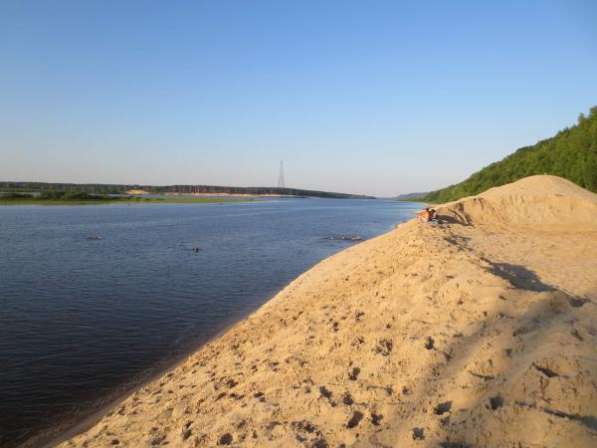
[54,175,597,448]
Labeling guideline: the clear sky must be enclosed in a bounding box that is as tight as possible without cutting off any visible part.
[1,0,596,196]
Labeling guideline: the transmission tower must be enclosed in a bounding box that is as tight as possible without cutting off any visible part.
[277,160,285,188]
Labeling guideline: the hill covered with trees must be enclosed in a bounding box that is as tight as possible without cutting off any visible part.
[421,106,597,203]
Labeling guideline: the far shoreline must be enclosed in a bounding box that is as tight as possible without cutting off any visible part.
[0,193,381,207]
[0,196,258,206]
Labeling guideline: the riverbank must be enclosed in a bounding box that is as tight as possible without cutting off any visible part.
[0,195,254,206]
[52,175,597,447]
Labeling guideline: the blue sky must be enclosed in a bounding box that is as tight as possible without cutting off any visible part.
[1,0,596,196]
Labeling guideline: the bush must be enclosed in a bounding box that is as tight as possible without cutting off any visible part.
[38,191,116,201]
[0,192,34,199]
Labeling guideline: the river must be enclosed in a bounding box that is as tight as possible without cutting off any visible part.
[0,198,420,447]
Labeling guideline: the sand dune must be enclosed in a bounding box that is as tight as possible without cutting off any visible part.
[437,175,597,231]
[55,175,597,448]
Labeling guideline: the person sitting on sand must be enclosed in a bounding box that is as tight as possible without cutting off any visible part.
[416,207,436,223]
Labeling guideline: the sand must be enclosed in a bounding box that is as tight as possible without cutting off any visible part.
[55,175,597,448]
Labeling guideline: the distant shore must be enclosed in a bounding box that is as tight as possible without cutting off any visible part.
[0,193,256,206]
[0,181,375,200]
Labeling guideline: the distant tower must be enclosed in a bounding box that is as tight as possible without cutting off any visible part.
[277,160,285,188]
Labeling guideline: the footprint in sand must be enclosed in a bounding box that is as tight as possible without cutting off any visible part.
[412,427,425,440]
[434,401,452,415]
[348,366,361,381]
[346,411,363,428]
[218,433,233,445]
[425,336,435,350]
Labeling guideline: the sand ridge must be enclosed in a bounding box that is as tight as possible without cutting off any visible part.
[436,175,597,231]
[55,175,597,448]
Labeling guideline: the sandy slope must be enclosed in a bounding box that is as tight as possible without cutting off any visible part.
[56,175,597,448]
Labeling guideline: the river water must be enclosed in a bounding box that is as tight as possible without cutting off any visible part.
[0,198,420,447]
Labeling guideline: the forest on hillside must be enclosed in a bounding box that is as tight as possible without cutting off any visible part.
[422,106,597,203]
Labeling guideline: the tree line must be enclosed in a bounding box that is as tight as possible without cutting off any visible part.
[0,182,374,199]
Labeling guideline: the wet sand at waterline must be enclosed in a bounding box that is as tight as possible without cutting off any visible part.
[55,175,597,447]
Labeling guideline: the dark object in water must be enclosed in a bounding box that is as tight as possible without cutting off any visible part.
[86,235,103,241]
[325,234,364,242]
